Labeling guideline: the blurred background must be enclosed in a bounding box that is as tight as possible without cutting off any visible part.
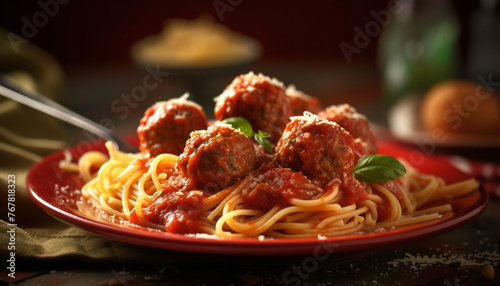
[0,0,497,142]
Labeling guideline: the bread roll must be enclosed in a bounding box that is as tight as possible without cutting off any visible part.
[421,80,500,135]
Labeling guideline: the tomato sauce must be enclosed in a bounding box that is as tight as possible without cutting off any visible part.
[377,196,392,221]
[376,178,404,221]
[242,167,322,211]
[338,177,369,207]
[130,185,207,234]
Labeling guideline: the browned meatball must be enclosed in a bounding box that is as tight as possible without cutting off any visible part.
[176,124,258,194]
[286,85,323,116]
[318,104,377,158]
[137,96,208,157]
[214,72,292,143]
[274,114,366,205]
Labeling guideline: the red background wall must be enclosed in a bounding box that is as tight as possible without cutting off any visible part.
[0,0,478,68]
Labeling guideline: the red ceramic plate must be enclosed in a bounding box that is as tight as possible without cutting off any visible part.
[26,141,488,255]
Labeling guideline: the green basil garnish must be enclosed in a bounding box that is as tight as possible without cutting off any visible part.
[353,154,406,183]
[222,117,272,152]
[255,130,272,152]
[221,117,254,137]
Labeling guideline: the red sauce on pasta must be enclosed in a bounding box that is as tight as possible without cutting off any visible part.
[242,167,322,211]
[376,179,404,221]
[130,185,207,234]
[338,176,369,207]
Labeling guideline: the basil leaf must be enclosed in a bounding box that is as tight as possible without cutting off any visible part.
[353,155,406,183]
[222,117,254,137]
[254,130,272,152]
[222,117,273,153]
[256,130,270,139]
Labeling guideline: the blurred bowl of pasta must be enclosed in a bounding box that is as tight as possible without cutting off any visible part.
[131,16,262,76]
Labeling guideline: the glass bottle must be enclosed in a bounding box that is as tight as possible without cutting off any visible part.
[377,0,460,106]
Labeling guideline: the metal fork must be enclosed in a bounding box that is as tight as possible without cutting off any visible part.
[0,75,137,153]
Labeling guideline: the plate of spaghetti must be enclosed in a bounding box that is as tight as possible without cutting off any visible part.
[27,72,488,255]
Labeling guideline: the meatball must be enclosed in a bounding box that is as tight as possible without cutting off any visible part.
[286,85,323,116]
[137,95,208,157]
[176,124,258,193]
[318,104,377,157]
[214,72,292,143]
[275,114,366,205]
